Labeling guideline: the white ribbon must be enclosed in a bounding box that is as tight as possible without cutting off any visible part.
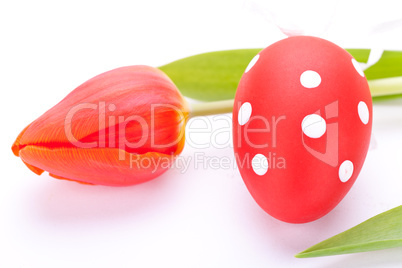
[359,48,384,71]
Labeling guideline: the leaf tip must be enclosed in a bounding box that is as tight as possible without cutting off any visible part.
[294,251,312,258]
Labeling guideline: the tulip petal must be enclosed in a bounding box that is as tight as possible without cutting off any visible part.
[13,65,188,186]
[12,124,32,157]
[49,173,94,185]
[22,160,44,175]
[19,145,176,186]
[15,66,188,157]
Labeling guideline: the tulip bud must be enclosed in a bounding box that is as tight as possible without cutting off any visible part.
[12,65,189,186]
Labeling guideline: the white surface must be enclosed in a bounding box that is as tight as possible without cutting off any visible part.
[1,0,402,267]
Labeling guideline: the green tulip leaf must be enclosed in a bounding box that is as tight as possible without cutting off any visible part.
[364,50,402,80]
[159,49,261,101]
[159,48,402,101]
[296,205,402,258]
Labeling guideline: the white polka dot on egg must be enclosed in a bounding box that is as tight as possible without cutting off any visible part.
[352,58,365,77]
[245,54,260,73]
[252,154,269,176]
[300,70,321,88]
[339,160,354,182]
[238,102,252,126]
[358,101,369,124]
[301,114,326,138]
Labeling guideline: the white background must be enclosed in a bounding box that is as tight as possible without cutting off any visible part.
[1,0,402,267]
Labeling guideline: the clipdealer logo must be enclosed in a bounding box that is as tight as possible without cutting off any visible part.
[302,100,339,167]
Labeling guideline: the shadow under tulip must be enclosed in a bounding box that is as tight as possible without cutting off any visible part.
[28,169,182,224]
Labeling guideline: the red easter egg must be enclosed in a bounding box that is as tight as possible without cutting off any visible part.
[233,36,372,223]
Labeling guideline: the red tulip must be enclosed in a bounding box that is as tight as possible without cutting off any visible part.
[12,65,189,186]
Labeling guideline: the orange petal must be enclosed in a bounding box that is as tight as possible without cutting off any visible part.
[12,123,32,157]
[14,66,189,158]
[19,145,175,186]
[22,160,44,175]
[13,66,189,185]
[49,173,94,185]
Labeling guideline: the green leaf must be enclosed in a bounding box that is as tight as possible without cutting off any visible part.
[364,50,402,80]
[159,48,402,102]
[295,205,402,258]
[159,49,261,101]
[346,48,370,63]
[368,77,402,98]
